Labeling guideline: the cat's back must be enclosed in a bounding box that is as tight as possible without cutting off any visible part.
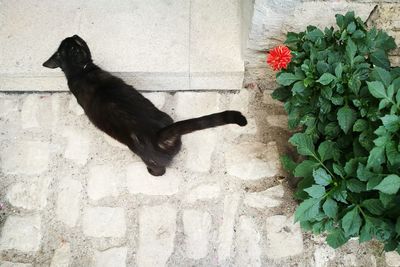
[79,69,173,132]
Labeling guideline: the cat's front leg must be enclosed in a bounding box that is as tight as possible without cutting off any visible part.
[146,166,166,176]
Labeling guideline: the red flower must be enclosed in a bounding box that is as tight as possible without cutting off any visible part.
[267,45,292,71]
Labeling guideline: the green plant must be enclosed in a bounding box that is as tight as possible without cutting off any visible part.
[272,11,400,251]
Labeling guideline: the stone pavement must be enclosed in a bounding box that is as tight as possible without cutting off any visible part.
[0,90,397,266]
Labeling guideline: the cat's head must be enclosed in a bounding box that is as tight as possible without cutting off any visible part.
[43,35,92,70]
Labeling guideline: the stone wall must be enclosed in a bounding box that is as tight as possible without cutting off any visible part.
[242,0,400,90]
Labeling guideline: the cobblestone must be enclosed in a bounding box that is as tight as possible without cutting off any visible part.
[62,127,90,165]
[50,243,71,267]
[0,215,41,252]
[56,179,82,227]
[175,92,220,120]
[0,91,391,266]
[126,162,181,195]
[217,193,240,264]
[185,183,220,203]
[265,215,304,259]
[137,204,176,266]
[386,252,400,267]
[1,141,50,175]
[182,130,217,173]
[244,184,284,209]
[0,262,33,267]
[225,141,280,180]
[235,216,261,267]
[82,207,126,238]
[182,209,212,259]
[6,176,50,211]
[88,165,121,201]
[93,247,127,267]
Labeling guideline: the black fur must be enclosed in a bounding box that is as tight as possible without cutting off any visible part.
[43,35,247,176]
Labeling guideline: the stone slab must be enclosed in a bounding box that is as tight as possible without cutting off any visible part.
[82,207,126,238]
[0,215,41,252]
[0,0,243,91]
[137,204,177,267]
[126,163,181,196]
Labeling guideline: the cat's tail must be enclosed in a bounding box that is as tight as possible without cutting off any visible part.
[157,111,247,150]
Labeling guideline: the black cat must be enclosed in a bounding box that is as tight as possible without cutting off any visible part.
[43,35,247,176]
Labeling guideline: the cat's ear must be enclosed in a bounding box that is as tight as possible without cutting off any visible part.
[43,52,60,69]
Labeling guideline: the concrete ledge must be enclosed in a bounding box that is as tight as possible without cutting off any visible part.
[0,0,244,92]
[0,72,244,91]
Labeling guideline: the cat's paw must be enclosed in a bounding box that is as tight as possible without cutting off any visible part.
[147,166,166,176]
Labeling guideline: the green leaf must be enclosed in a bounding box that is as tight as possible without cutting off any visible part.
[294,198,321,222]
[386,141,400,166]
[396,90,400,104]
[374,174,400,194]
[292,81,305,95]
[335,63,343,79]
[367,175,383,190]
[300,220,312,231]
[379,99,390,110]
[285,32,299,44]
[317,73,336,85]
[367,81,387,99]
[294,160,320,178]
[341,207,362,237]
[318,141,339,162]
[296,176,314,200]
[323,198,338,218]
[371,49,390,70]
[277,73,300,86]
[375,30,397,50]
[317,61,330,75]
[305,185,325,198]
[362,199,385,215]
[321,86,333,100]
[280,155,297,173]
[360,218,374,243]
[387,84,395,99]
[332,96,344,106]
[395,217,400,235]
[337,106,357,134]
[345,158,359,177]
[391,104,397,115]
[346,38,357,63]
[347,22,356,34]
[289,133,315,157]
[332,183,348,203]
[353,119,368,132]
[312,221,325,234]
[272,87,291,101]
[381,115,400,133]
[336,14,345,29]
[333,163,346,177]
[346,179,366,193]
[371,66,392,87]
[327,229,349,249]
[374,135,390,147]
[352,30,365,39]
[367,146,385,169]
[357,163,374,182]
[324,122,340,138]
[380,192,396,208]
[313,168,333,186]
[348,76,361,95]
[307,28,324,42]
